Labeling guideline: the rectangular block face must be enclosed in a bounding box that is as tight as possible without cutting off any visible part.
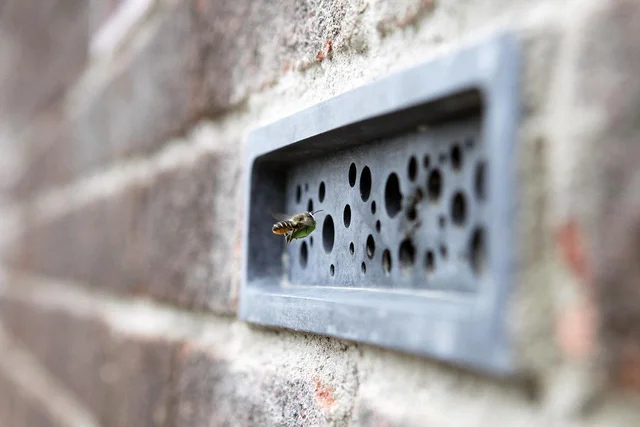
[241,33,520,374]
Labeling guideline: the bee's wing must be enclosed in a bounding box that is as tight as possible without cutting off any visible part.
[270,211,292,221]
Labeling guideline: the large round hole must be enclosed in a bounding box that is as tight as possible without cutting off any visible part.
[360,166,372,201]
[375,220,381,233]
[371,201,377,215]
[384,173,402,218]
[296,185,302,203]
[425,250,435,275]
[399,239,415,272]
[451,191,467,226]
[330,264,335,276]
[307,199,314,213]
[427,169,442,201]
[361,262,367,274]
[470,228,486,275]
[349,163,357,187]
[343,204,351,228]
[382,249,392,274]
[300,241,308,268]
[408,156,418,181]
[349,242,355,255]
[475,162,486,201]
[322,215,335,253]
[366,235,375,259]
[451,144,462,171]
[318,182,326,203]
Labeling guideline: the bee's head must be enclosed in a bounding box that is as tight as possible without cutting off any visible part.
[308,209,323,220]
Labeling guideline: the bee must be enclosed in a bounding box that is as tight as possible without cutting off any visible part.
[272,210,323,245]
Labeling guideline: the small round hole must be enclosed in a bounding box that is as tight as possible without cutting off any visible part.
[360,166,372,201]
[439,244,448,259]
[349,163,357,187]
[305,183,309,191]
[384,173,402,218]
[439,216,446,228]
[451,144,462,171]
[451,191,467,226]
[423,155,430,169]
[371,201,377,214]
[309,236,314,247]
[375,220,381,233]
[382,249,392,274]
[439,153,447,164]
[296,185,302,203]
[308,199,314,212]
[361,262,367,274]
[318,182,326,203]
[408,156,418,181]
[366,235,375,259]
[349,242,355,255]
[465,138,474,149]
[427,169,442,201]
[330,264,335,276]
[425,250,435,274]
[470,228,486,275]
[300,242,308,268]
[343,205,351,228]
[475,162,486,201]
[407,206,417,221]
[322,215,335,254]
[399,239,416,273]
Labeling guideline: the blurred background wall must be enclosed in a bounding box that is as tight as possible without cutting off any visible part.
[1,0,640,426]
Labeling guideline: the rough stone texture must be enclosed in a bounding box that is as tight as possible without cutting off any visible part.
[9,148,241,314]
[0,298,177,427]
[0,373,56,427]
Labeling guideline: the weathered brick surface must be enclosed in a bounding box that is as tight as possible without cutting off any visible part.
[0,298,177,427]
[0,0,89,129]
[0,373,56,427]
[10,149,240,313]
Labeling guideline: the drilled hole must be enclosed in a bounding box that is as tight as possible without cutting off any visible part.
[309,236,314,247]
[475,162,486,201]
[361,262,367,274]
[371,201,377,214]
[296,185,301,203]
[407,206,417,221]
[349,242,355,255]
[439,216,446,228]
[376,220,381,233]
[451,144,462,171]
[300,241,308,268]
[360,166,372,201]
[349,163,357,187]
[408,156,418,181]
[366,235,375,259]
[427,169,442,201]
[399,239,415,273]
[465,138,474,149]
[451,191,467,226]
[440,244,448,259]
[423,155,430,169]
[343,204,351,228]
[384,173,402,218]
[330,264,335,276]
[318,182,326,203]
[470,228,486,275]
[439,153,447,164]
[307,199,313,212]
[382,249,392,274]
[425,250,435,275]
[323,215,335,254]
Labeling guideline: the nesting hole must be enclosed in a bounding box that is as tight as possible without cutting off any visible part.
[408,156,418,181]
[427,169,442,201]
[360,166,372,201]
[399,239,415,273]
[343,204,351,228]
[323,215,335,253]
[349,242,355,255]
[384,173,402,218]
[361,262,367,274]
[305,183,309,191]
[451,144,462,171]
[439,153,447,164]
[375,220,381,233]
[309,236,314,247]
[439,244,448,259]
[382,249,392,274]
[423,155,430,169]
[451,191,467,226]
[371,201,377,215]
[425,250,435,275]
[470,228,486,275]
[465,138,474,149]
[318,182,326,203]
[300,242,308,268]
[439,216,446,228]
[330,264,335,276]
[366,235,375,259]
[296,185,302,203]
[307,199,314,212]
[475,162,486,201]
[349,163,357,187]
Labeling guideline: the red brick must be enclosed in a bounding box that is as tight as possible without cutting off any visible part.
[0,373,57,427]
[9,150,240,314]
[0,298,177,427]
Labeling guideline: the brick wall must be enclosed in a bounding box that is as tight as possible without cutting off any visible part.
[1,0,640,426]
